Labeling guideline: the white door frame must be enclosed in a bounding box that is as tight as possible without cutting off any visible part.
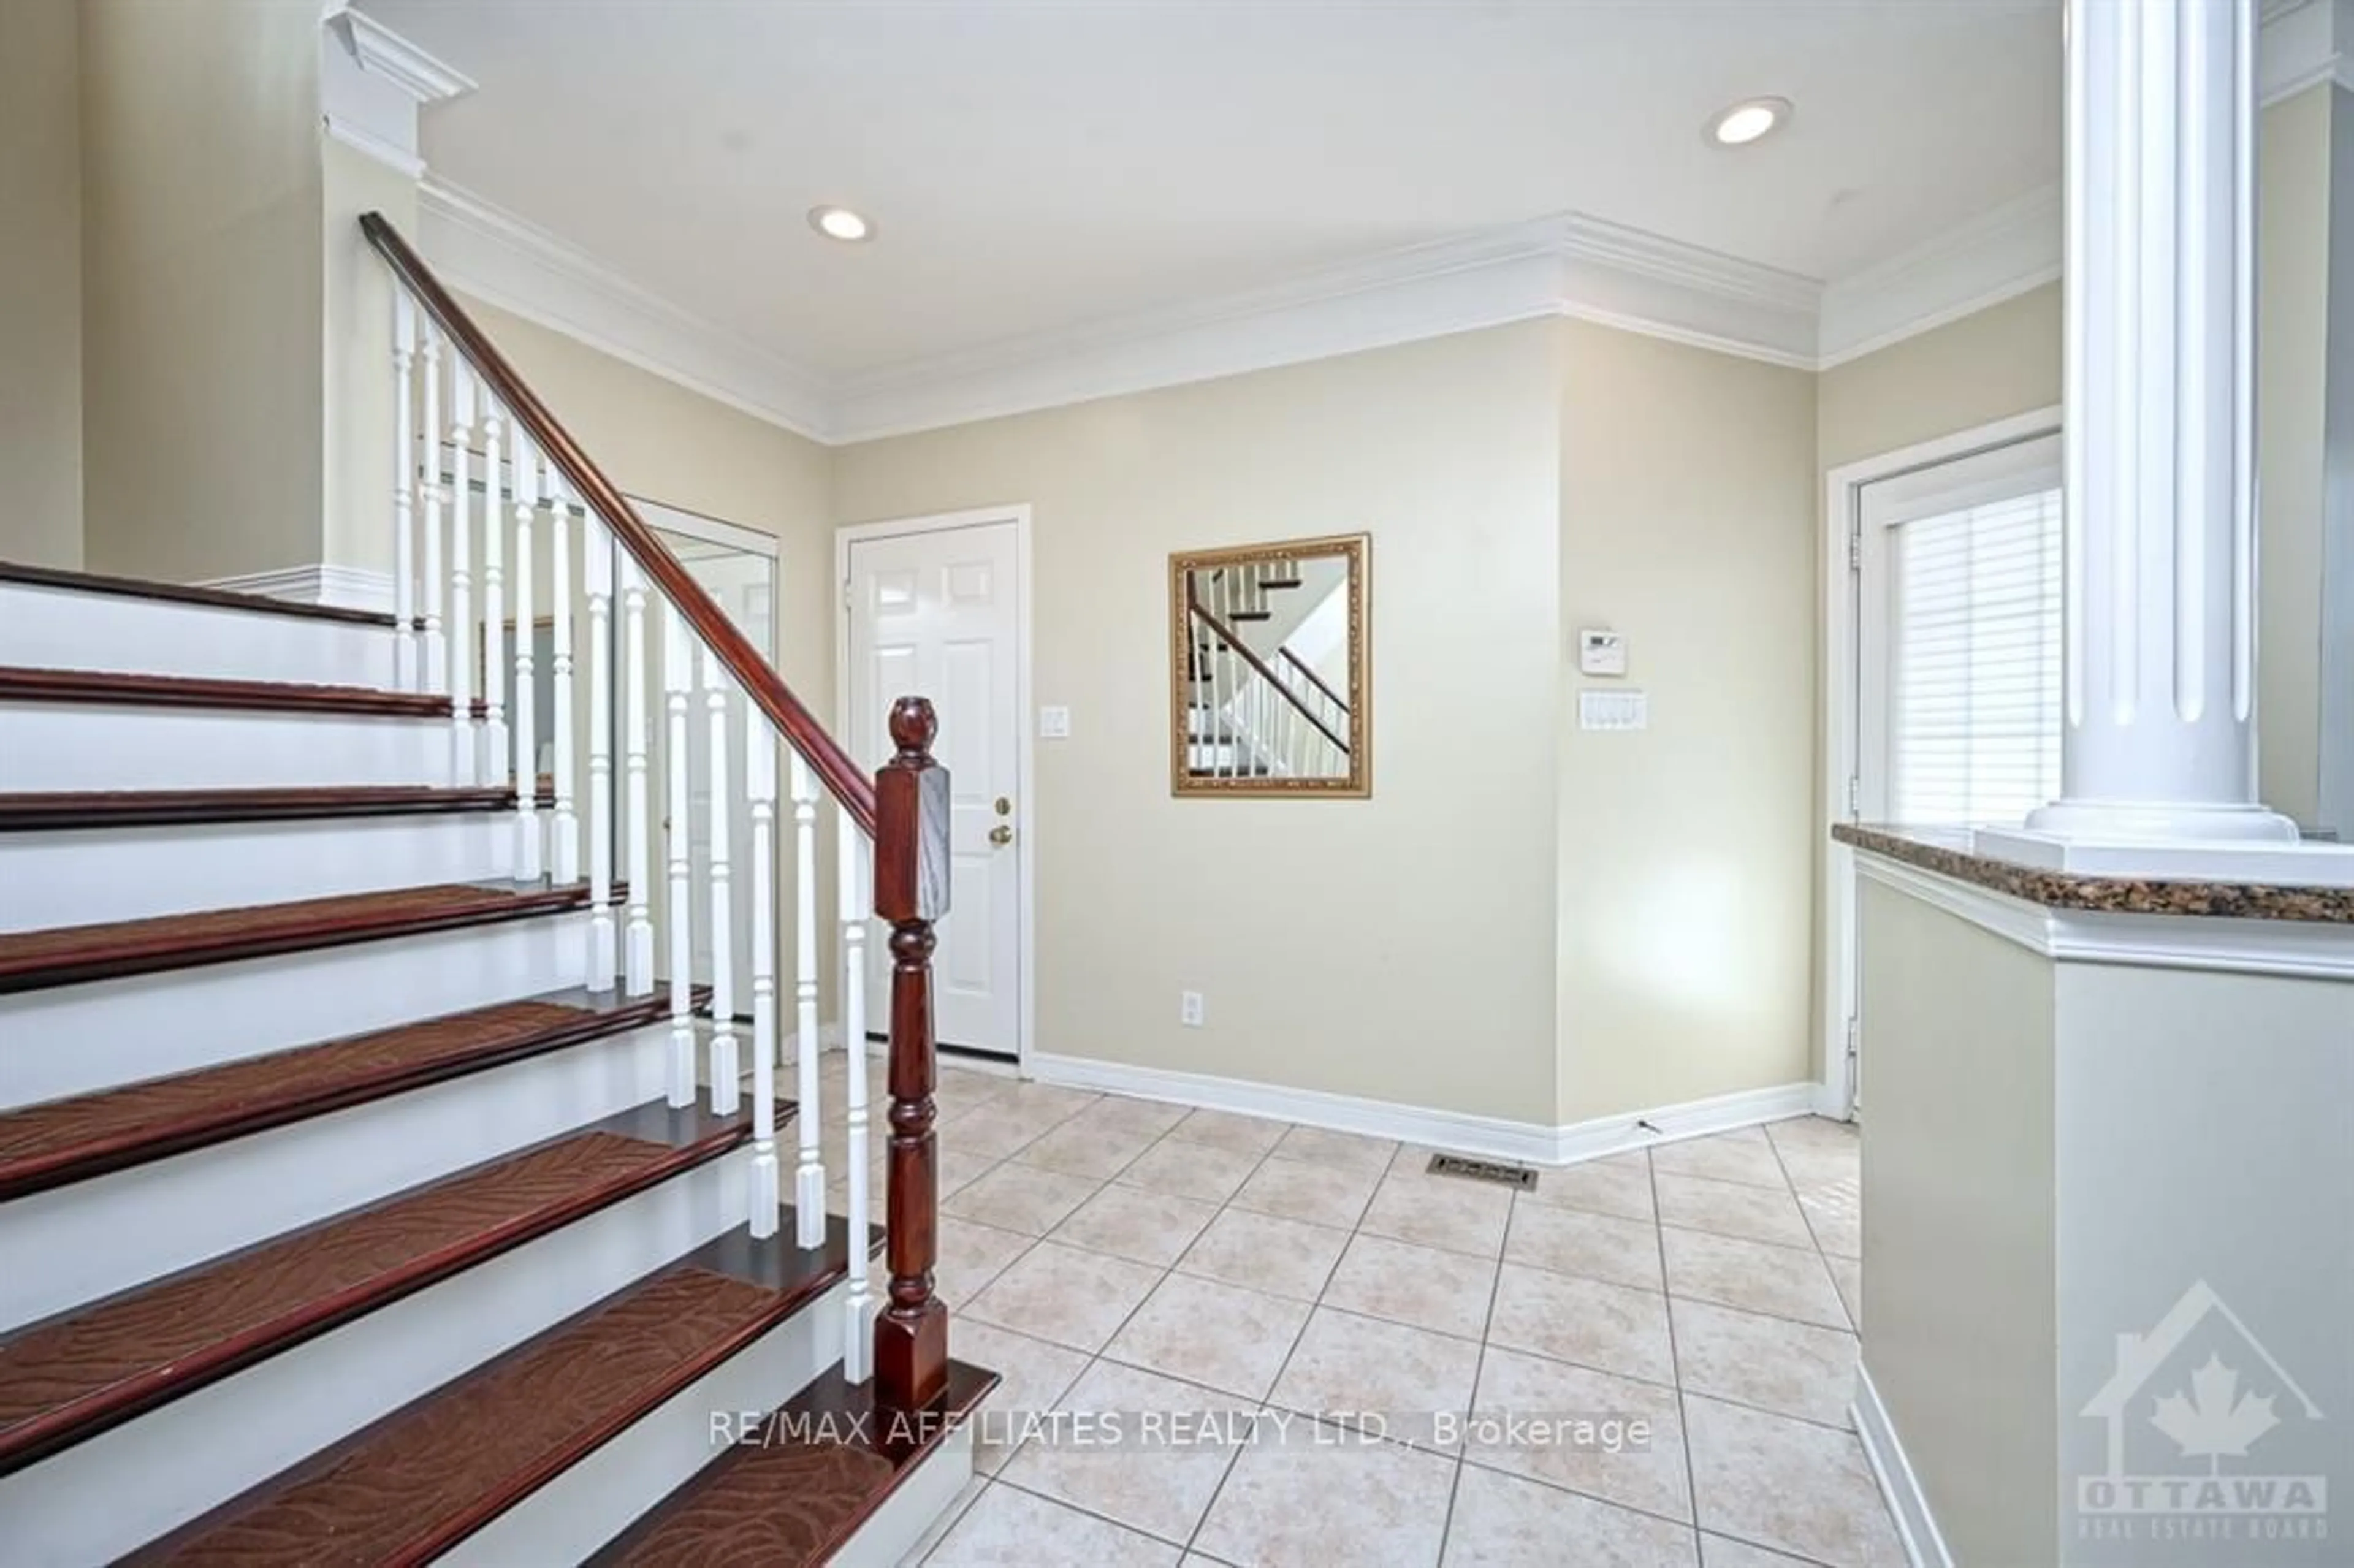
[1820,406,2060,1121]
[834,504,1037,1070]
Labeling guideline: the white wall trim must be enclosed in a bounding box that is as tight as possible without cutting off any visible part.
[1853,1361,1957,1568]
[1854,852,2354,980]
[2259,0,2354,105]
[1820,408,2065,1123]
[414,178,836,443]
[1025,1050,1821,1167]
[834,506,1037,1071]
[199,565,398,615]
[326,7,476,106]
[320,8,470,182]
[1817,185,2062,368]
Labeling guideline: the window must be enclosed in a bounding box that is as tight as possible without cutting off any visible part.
[1858,433,2063,828]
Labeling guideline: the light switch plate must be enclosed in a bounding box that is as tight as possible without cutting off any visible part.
[1579,690,1648,731]
[1579,629,1627,677]
[1038,705,1072,739]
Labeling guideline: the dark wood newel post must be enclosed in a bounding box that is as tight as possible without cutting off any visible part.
[873,695,950,1412]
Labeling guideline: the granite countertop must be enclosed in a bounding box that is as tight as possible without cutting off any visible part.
[1832,823,2354,924]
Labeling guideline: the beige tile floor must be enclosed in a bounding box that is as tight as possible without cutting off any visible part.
[811,1057,1895,1567]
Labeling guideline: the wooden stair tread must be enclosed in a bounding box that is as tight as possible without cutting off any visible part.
[136,1225,858,1567]
[0,881,607,994]
[588,1361,1000,1567]
[0,560,397,628]
[0,989,695,1199]
[0,784,514,831]
[0,1105,752,1474]
[0,665,448,717]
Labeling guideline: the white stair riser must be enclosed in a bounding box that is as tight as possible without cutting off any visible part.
[0,1146,755,1567]
[832,1428,977,1568]
[0,911,596,1109]
[449,1277,855,1566]
[0,582,400,688]
[0,704,453,791]
[0,815,512,932]
[0,1021,673,1331]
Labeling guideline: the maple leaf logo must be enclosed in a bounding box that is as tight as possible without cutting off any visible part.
[2149,1353,2280,1473]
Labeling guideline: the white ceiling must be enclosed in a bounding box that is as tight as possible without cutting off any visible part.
[367,0,2063,389]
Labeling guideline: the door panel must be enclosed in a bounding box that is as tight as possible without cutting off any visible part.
[847,520,1023,1058]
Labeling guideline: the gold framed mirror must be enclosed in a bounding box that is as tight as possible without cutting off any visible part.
[1168,533,1369,797]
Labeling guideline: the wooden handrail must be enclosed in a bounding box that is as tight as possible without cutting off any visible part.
[1276,645,1350,717]
[1187,587,1350,756]
[360,212,877,837]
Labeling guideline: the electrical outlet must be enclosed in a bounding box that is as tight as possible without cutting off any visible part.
[1179,991,1205,1028]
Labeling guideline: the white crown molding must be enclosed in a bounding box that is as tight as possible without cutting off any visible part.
[415,178,836,443]
[1817,184,2062,368]
[1854,853,2354,980]
[327,7,476,105]
[831,214,1821,441]
[323,117,425,180]
[2260,0,2354,104]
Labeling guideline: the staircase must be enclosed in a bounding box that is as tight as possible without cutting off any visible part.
[0,216,992,1566]
[1184,558,1352,779]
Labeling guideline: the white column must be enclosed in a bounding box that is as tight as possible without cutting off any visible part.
[622,557,655,996]
[2010,0,2298,850]
[586,514,616,991]
[792,752,825,1248]
[747,718,780,1239]
[447,366,476,785]
[548,471,579,884]
[664,602,696,1107]
[838,811,873,1380]
[391,292,417,693]
[511,440,541,881]
[704,646,740,1117]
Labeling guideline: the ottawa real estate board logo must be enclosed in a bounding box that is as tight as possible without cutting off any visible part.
[2076,1281,2327,1550]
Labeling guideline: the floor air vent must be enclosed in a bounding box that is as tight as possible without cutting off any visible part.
[1425,1153,1539,1190]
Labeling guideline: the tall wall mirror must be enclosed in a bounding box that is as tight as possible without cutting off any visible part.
[1169,533,1369,797]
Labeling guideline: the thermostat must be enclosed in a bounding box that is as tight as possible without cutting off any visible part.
[1579,629,1627,677]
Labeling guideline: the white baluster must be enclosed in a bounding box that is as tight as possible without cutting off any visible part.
[586,516,615,991]
[663,602,695,1106]
[419,321,446,696]
[512,439,541,881]
[839,811,872,1380]
[391,292,417,692]
[792,752,825,1247]
[622,557,655,995]
[548,471,579,883]
[747,719,780,1239]
[704,646,740,1116]
[447,366,475,785]
[480,405,508,788]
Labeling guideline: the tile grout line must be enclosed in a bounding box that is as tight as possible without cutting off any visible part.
[1649,1145,1708,1556]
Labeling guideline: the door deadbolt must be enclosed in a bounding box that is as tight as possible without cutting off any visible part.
[994,796,1013,816]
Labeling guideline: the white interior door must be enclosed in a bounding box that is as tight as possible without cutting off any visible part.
[845,519,1023,1059]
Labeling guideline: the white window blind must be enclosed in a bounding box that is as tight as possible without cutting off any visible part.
[1885,484,2063,826]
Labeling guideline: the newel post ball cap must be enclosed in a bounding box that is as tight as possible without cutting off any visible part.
[889,696,938,757]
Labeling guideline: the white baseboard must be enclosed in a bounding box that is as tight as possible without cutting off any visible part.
[1024,1051,1820,1168]
[1853,1361,1953,1568]
[200,565,398,615]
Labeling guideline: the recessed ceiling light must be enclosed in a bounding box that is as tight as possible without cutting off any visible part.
[809,205,872,243]
[1707,97,1791,148]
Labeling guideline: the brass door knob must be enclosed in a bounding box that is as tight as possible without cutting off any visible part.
[989,824,1014,847]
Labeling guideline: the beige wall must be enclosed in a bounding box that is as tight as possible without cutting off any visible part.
[0,0,84,570]
[2258,85,2336,829]
[79,0,324,584]
[322,137,418,578]
[1856,876,2058,1568]
[1558,322,1819,1122]
[835,325,1564,1121]
[1816,283,2062,474]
